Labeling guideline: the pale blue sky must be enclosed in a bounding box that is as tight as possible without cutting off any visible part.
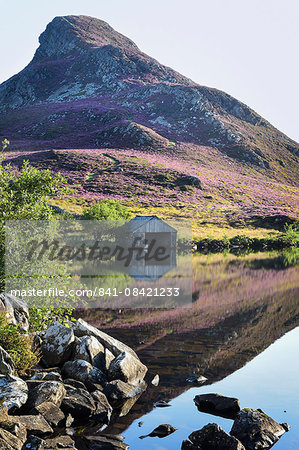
[1,0,298,142]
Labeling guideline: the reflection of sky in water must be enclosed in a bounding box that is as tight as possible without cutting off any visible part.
[123,327,299,450]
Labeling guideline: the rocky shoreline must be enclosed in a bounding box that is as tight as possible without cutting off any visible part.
[0,294,291,449]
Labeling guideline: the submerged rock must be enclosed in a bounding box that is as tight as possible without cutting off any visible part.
[140,423,177,439]
[0,375,28,412]
[42,321,75,367]
[194,393,240,418]
[182,423,245,450]
[186,375,207,384]
[154,400,171,407]
[81,434,129,449]
[230,408,289,449]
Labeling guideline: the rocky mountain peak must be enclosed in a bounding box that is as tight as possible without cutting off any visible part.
[34,15,139,60]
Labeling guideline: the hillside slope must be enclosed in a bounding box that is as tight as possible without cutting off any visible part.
[0,15,298,219]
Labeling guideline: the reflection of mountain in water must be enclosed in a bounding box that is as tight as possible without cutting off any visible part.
[81,253,299,434]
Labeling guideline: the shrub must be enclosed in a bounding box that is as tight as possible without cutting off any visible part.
[0,315,41,375]
[29,307,76,333]
[82,199,132,221]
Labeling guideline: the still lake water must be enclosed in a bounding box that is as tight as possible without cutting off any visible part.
[82,252,299,449]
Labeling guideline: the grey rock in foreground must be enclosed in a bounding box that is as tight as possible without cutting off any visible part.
[42,321,75,366]
[32,401,65,428]
[0,293,29,331]
[62,359,107,387]
[230,408,289,450]
[72,335,105,368]
[108,351,148,386]
[181,423,245,449]
[194,393,240,418]
[61,384,112,424]
[0,375,28,412]
[104,379,147,404]
[26,380,66,409]
[73,318,139,358]
[7,414,53,438]
[0,345,14,376]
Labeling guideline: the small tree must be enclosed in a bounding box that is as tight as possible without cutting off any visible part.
[82,199,131,221]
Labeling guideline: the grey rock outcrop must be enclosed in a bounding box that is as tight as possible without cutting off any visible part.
[27,381,66,409]
[62,359,107,387]
[230,408,289,449]
[108,351,147,386]
[72,335,105,368]
[0,375,28,412]
[73,318,139,358]
[41,321,75,366]
[103,379,147,404]
[181,423,245,450]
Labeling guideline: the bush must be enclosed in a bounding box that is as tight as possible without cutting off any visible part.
[82,199,131,221]
[29,307,75,333]
[0,315,41,375]
[0,160,67,221]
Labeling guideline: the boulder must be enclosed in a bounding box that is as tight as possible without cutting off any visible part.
[42,322,74,367]
[230,408,288,449]
[0,414,27,447]
[63,378,87,390]
[62,360,106,387]
[73,319,139,358]
[103,379,146,403]
[0,293,29,331]
[8,415,53,438]
[0,345,14,376]
[72,336,105,369]
[0,428,24,450]
[30,371,62,382]
[0,375,28,412]
[194,393,240,418]
[104,348,115,370]
[32,401,65,428]
[60,385,96,421]
[108,351,147,386]
[27,381,66,409]
[181,423,245,450]
[43,435,76,449]
[91,390,112,424]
